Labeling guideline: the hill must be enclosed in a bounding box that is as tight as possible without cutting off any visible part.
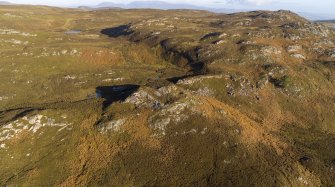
[126,1,202,10]
[0,6,334,186]
[318,20,335,23]
[298,12,335,20]
[91,1,335,20]
[316,20,335,29]
[94,2,125,8]
[95,1,204,9]
[93,1,235,13]
[0,1,13,5]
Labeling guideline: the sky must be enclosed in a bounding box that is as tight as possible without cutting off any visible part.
[4,0,335,14]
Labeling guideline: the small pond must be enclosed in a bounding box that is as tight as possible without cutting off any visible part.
[65,30,82,34]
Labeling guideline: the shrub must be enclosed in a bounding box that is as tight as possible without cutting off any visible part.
[270,75,291,88]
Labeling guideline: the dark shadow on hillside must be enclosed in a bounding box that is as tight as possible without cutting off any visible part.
[166,75,193,84]
[96,84,139,110]
[101,24,133,38]
[166,62,207,84]
[190,62,208,75]
[0,108,40,126]
[323,61,335,68]
[200,32,221,41]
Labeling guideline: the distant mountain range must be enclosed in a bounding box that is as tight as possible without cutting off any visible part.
[297,12,335,21]
[87,1,335,20]
[91,1,238,13]
[0,0,334,21]
[94,1,203,10]
[0,1,14,5]
[90,2,123,9]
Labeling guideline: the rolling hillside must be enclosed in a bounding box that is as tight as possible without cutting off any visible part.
[0,6,334,186]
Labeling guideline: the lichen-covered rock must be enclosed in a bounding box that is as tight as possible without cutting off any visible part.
[326,48,335,58]
[257,75,269,89]
[99,119,126,133]
[0,114,72,142]
[177,74,225,85]
[291,54,306,59]
[261,46,282,56]
[264,64,288,78]
[287,45,303,53]
[149,98,201,136]
[194,87,214,96]
[125,88,162,109]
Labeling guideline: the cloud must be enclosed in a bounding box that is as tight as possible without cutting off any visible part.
[229,0,275,6]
